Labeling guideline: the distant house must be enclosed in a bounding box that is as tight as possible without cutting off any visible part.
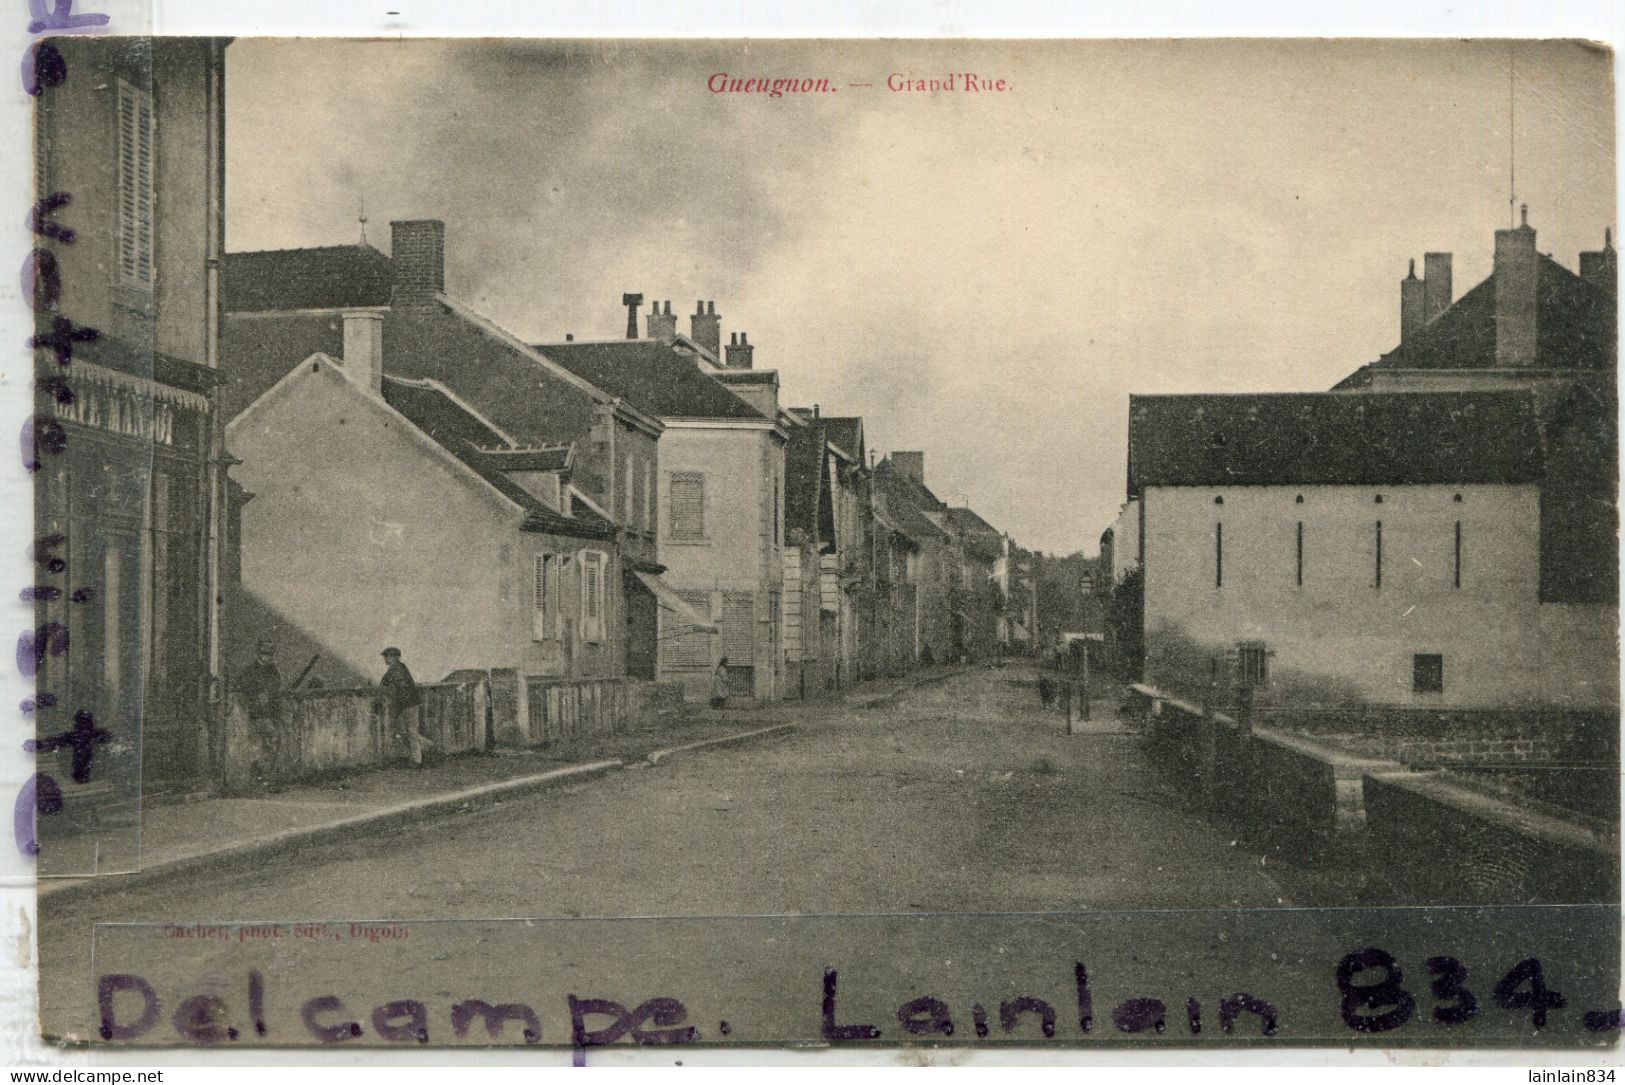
[536,302,788,703]
[222,220,677,684]
[226,341,623,696]
[872,455,951,668]
[782,408,869,696]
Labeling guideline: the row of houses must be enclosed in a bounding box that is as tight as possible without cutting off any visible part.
[222,223,1030,717]
[1106,208,1619,712]
[30,39,1035,795]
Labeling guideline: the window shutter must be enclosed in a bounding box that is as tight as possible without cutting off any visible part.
[670,473,705,539]
[116,80,155,289]
[532,554,548,640]
[582,550,604,642]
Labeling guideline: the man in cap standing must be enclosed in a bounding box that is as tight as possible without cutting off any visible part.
[237,638,282,786]
[380,647,433,767]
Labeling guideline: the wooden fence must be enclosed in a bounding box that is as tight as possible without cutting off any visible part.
[512,676,640,750]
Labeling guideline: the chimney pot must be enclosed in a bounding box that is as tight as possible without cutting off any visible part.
[1423,252,1453,324]
[1400,260,1426,343]
[690,299,722,357]
[340,310,385,393]
[724,329,754,370]
[389,220,446,304]
[647,299,678,341]
[1495,213,1539,365]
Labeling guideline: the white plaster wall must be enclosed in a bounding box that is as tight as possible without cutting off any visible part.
[230,365,522,684]
[1139,482,1588,707]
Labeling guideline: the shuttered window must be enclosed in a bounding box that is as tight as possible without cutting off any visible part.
[643,461,654,531]
[532,553,558,640]
[665,591,714,670]
[720,591,754,660]
[581,550,605,642]
[670,472,705,540]
[116,79,156,290]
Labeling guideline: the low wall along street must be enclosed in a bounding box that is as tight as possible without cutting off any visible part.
[221,679,490,789]
[1121,684,1620,905]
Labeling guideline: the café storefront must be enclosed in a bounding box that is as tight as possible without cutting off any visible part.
[35,344,215,795]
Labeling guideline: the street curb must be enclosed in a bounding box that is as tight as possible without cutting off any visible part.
[38,759,623,908]
[644,723,797,766]
[846,668,959,709]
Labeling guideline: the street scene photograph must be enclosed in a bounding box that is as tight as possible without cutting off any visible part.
[21,36,1622,1054]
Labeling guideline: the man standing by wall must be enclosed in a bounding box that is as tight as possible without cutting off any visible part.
[237,639,282,787]
[380,647,433,767]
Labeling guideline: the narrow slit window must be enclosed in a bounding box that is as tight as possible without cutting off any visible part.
[1374,520,1383,589]
[1454,520,1462,589]
[1296,521,1304,586]
[1215,521,1223,588]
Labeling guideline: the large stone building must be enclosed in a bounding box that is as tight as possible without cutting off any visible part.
[1122,212,1618,710]
[33,39,229,793]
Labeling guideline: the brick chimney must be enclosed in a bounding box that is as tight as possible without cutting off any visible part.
[1423,252,1452,323]
[891,451,924,485]
[690,300,721,358]
[725,331,755,369]
[340,310,384,392]
[1580,228,1617,294]
[1400,259,1425,342]
[390,220,445,304]
[1494,204,1538,367]
[647,299,677,341]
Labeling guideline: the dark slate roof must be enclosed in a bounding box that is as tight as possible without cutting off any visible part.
[1127,391,1545,495]
[946,507,1001,537]
[714,369,778,385]
[223,245,394,312]
[822,417,865,462]
[873,460,949,542]
[1336,253,1616,388]
[533,340,767,420]
[381,376,612,540]
[784,417,830,542]
[472,447,572,472]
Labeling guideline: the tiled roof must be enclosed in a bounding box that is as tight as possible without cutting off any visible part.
[533,340,768,421]
[821,417,865,462]
[223,245,393,312]
[873,460,949,542]
[784,416,829,541]
[471,447,572,473]
[381,376,612,540]
[946,507,1001,537]
[1128,391,1545,495]
[1336,253,1616,388]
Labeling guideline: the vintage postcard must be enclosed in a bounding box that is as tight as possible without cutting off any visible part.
[15,34,1621,1059]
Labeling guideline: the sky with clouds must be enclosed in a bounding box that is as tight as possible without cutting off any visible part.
[225,39,1615,554]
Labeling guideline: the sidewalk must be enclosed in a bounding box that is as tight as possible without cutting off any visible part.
[36,663,972,905]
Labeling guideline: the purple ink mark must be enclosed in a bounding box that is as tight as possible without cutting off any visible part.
[28,313,99,367]
[26,0,110,35]
[20,40,66,96]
